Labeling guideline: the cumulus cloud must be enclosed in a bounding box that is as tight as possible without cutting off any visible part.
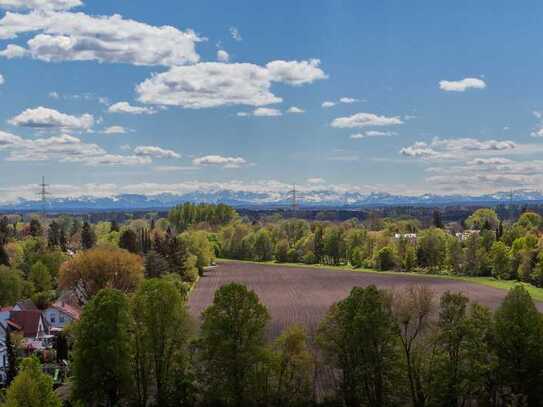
[103,126,126,135]
[134,145,180,159]
[0,43,27,58]
[287,106,304,113]
[331,112,403,128]
[322,101,336,108]
[401,138,517,160]
[136,60,326,109]
[229,26,242,41]
[439,77,486,92]
[0,0,81,10]
[8,106,94,130]
[108,102,156,115]
[253,107,281,117]
[350,130,395,139]
[0,10,202,66]
[192,155,247,168]
[265,59,327,85]
[217,49,229,62]
[0,130,149,165]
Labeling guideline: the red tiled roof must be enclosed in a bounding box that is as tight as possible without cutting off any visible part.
[50,301,81,321]
[8,310,43,338]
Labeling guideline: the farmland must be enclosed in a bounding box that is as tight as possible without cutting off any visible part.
[188,260,542,338]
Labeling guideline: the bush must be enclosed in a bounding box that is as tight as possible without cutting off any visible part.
[375,246,396,271]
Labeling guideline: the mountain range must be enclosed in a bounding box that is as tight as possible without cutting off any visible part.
[0,189,541,212]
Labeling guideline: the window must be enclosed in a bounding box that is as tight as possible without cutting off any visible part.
[50,314,56,324]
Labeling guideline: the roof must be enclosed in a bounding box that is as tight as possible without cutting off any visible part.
[15,299,38,311]
[49,301,81,321]
[8,310,44,338]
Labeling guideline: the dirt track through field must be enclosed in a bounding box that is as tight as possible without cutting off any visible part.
[189,261,543,339]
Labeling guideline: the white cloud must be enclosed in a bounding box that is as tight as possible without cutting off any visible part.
[322,101,336,108]
[0,130,149,165]
[136,60,326,109]
[401,138,517,160]
[48,91,59,99]
[0,10,202,66]
[531,128,543,138]
[229,26,242,41]
[466,157,513,166]
[134,145,180,159]
[8,106,94,130]
[103,126,126,135]
[331,112,403,128]
[108,102,156,115]
[265,59,327,85]
[236,112,249,117]
[0,43,27,58]
[350,130,395,139]
[217,49,229,62]
[287,106,304,114]
[153,165,198,172]
[339,97,358,104]
[0,0,81,10]
[307,177,325,184]
[193,155,247,168]
[439,77,486,92]
[0,73,4,85]
[253,107,281,117]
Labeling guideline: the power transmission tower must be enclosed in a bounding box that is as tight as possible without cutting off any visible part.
[287,184,299,211]
[37,176,50,215]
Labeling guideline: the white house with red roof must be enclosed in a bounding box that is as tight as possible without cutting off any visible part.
[43,301,81,330]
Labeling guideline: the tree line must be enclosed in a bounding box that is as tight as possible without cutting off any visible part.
[217,208,543,288]
[5,279,543,406]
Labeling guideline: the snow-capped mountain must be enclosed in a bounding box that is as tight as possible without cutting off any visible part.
[1,189,542,211]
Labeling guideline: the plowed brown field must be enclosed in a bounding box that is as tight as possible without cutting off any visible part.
[188,261,543,338]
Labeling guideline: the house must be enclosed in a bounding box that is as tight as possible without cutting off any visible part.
[394,233,417,243]
[7,310,47,341]
[43,301,81,330]
[455,230,480,241]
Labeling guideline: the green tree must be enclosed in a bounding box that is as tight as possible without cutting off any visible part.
[275,239,289,263]
[72,288,132,406]
[465,208,499,230]
[119,229,138,253]
[0,243,9,267]
[81,221,95,250]
[254,228,273,261]
[417,228,447,271]
[143,250,169,278]
[47,221,60,248]
[29,261,52,293]
[375,246,396,271]
[2,356,61,407]
[131,278,194,406]
[323,226,344,265]
[196,283,270,406]
[490,241,512,280]
[494,286,543,405]
[270,325,315,405]
[0,266,25,307]
[318,285,400,407]
[181,230,215,273]
[29,218,42,238]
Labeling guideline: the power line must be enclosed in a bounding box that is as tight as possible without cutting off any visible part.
[37,176,51,215]
[287,184,299,211]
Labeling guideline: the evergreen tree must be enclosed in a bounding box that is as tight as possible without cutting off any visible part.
[29,218,42,237]
[47,221,60,248]
[144,250,170,278]
[80,221,95,250]
[433,209,444,228]
[6,330,17,385]
[119,229,138,253]
[59,228,67,252]
[110,220,119,232]
[0,243,10,267]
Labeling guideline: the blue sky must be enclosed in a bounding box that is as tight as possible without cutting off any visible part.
[1,0,543,202]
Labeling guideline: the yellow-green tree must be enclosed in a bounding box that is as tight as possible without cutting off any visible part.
[2,356,61,407]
